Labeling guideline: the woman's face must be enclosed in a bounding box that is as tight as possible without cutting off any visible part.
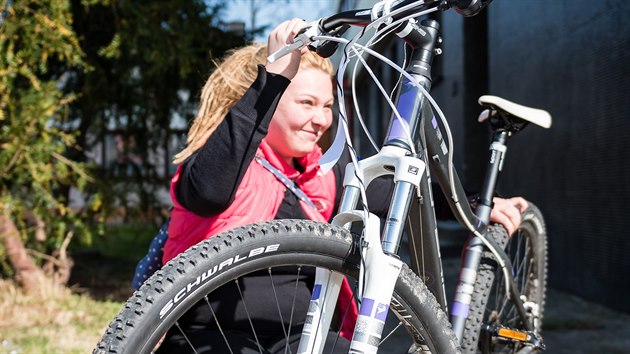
[266,68,334,166]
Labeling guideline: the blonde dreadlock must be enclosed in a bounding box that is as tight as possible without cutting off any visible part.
[173,43,333,164]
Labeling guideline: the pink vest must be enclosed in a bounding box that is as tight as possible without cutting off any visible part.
[164,140,336,262]
[163,139,357,338]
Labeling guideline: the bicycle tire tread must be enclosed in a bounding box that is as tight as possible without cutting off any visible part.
[396,266,461,353]
[95,219,460,353]
[95,220,351,353]
[460,203,548,353]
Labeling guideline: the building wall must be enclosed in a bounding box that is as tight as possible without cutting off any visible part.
[485,0,630,313]
[336,0,630,313]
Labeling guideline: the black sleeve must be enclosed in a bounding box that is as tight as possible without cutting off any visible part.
[177,66,291,217]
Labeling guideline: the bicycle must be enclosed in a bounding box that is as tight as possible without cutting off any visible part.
[95,0,550,353]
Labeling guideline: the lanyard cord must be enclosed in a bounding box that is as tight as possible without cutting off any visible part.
[255,156,317,210]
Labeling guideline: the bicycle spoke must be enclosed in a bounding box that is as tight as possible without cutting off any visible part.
[523,237,533,291]
[500,231,535,329]
[268,268,290,341]
[235,278,265,354]
[175,321,199,354]
[491,280,520,327]
[379,321,404,345]
[327,282,359,354]
[496,285,510,322]
[514,234,527,291]
[266,266,303,354]
[491,268,504,321]
[284,266,302,354]
[205,295,235,354]
[497,246,518,322]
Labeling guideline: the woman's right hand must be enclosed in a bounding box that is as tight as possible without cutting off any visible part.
[266,18,308,80]
[490,197,529,235]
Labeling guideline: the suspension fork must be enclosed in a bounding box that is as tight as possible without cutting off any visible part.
[344,145,426,354]
[299,18,444,353]
[297,145,425,354]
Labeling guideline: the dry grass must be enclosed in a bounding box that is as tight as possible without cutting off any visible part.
[0,279,122,354]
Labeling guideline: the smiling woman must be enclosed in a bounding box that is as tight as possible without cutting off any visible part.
[265,68,334,167]
[163,17,344,275]
[147,19,365,352]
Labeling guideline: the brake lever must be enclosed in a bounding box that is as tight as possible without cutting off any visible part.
[267,22,321,63]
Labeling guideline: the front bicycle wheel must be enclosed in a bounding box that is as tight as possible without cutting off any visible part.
[461,203,548,354]
[94,219,459,354]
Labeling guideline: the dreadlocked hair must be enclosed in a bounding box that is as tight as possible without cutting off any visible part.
[172,43,334,165]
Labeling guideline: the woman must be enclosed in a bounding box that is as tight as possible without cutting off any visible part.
[158,20,355,353]
[154,19,527,353]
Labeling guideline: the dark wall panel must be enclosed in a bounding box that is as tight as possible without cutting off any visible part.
[487,0,630,312]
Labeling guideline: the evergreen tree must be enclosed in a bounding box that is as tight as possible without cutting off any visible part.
[67,0,247,219]
[0,0,101,291]
[0,0,248,290]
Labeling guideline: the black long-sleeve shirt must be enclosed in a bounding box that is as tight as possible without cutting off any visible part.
[176,65,394,220]
[176,66,291,217]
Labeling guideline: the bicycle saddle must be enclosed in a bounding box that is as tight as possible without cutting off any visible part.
[477,95,552,129]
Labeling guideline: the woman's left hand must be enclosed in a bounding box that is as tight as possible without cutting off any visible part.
[490,197,528,235]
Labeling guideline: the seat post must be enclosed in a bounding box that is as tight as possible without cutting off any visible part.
[452,128,510,341]
[475,130,509,224]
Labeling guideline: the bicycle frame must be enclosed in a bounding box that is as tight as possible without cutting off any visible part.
[296,11,534,354]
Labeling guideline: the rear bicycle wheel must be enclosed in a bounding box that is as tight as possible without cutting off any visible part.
[461,203,548,354]
[94,219,459,354]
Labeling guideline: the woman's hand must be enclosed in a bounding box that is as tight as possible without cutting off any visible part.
[266,18,308,80]
[490,197,529,235]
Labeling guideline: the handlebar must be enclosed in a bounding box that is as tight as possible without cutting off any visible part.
[266,0,496,237]
[268,0,493,63]
[319,0,440,32]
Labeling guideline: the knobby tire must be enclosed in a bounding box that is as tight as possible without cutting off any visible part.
[461,203,548,354]
[95,219,459,354]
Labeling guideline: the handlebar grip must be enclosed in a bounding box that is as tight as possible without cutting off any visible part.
[450,0,493,17]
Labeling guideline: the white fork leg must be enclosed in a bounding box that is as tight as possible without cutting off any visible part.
[297,268,345,354]
[297,211,402,354]
[347,213,402,354]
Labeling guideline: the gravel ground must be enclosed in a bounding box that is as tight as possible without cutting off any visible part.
[377,238,630,353]
[543,288,630,354]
